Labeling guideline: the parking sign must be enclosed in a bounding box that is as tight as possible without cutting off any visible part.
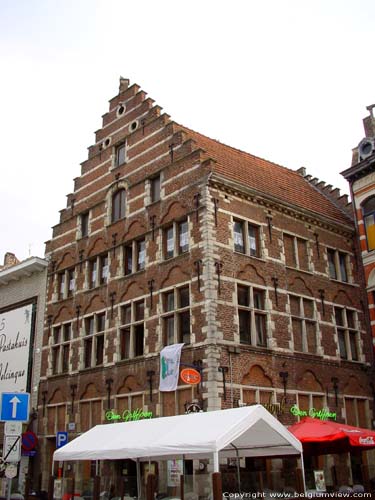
[56,432,68,448]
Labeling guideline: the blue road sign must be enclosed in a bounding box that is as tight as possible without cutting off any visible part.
[56,432,68,448]
[0,393,30,422]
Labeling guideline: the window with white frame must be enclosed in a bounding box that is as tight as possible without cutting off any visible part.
[122,239,146,274]
[111,189,126,223]
[87,254,109,288]
[162,286,190,345]
[119,300,145,359]
[327,248,349,282]
[83,312,106,368]
[283,233,309,271]
[334,307,359,361]
[51,323,72,374]
[233,219,260,257]
[237,284,267,346]
[241,386,276,407]
[163,219,189,259]
[289,295,317,354]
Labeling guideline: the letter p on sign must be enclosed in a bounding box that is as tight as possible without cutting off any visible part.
[56,432,68,448]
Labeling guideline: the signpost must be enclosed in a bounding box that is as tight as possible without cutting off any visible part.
[56,432,68,449]
[1,393,30,422]
[3,436,21,463]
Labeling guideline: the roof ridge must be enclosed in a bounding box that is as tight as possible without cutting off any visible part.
[177,123,301,176]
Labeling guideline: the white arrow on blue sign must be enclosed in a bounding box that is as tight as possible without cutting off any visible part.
[0,393,30,422]
[56,432,68,449]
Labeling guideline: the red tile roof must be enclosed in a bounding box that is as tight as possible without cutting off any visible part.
[179,126,352,226]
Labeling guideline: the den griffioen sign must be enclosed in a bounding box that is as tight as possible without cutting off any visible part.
[105,409,153,422]
[0,304,33,392]
[290,404,337,420]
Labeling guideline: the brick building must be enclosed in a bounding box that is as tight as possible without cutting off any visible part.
[39,79,374,493]
[0,252,48,494]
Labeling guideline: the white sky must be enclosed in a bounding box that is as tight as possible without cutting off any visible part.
[0,0,374,262]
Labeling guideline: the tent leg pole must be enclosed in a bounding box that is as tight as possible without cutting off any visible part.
[136,459,141,499]
[300,452,306,494]
[213,452,219,473]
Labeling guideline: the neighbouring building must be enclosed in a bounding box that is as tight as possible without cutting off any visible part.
[38,79,375,495]
[341,104,375,361]
[0,252,48,494]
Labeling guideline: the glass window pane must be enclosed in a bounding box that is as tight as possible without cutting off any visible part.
[84,338,92,367]
[53,327,61,344]
[179,311,190,344]
[248,224,258,256]
[165,316,174,345]
[166,227,174,258]
[253,289,264,310]
[179,221,189,253]
[124,245,133,275]
[137,240,145,270]
[306,321,317,354]
[62,345,69,373]
[339,253,348,282]
[116,143,126,166]
[364,214,375,251]
[122,305,131,325]
[151,176,160,202]
[335,308,344,326]
[255,313,266,346]
[96,335,104,365]
[179,287,189,308]
[362,196,375,214]
[63,323,71,341]
[328,249,337,279]
[52,347,60,374]
[237,286,249,306]
[289,296,300,316]
[292,318,303,352]
[135,301,144,321]
[90,260,97,287]
[120,328,130,359]
[81,212,89,237]
[100,255,108,284]
[338,329,347,359]
[165,292,174,312]
[346,310,355,329]
[135,324,144,356]
[239,310,250,344]
[97,314,106,332]
[234,221,245,253]
[86,317,95,335]
[349,333,358,361]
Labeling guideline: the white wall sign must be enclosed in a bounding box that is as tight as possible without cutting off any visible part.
[3,435,21,462]
[0,304,33,393]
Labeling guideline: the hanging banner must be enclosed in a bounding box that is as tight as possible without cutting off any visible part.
[159,343,184,392]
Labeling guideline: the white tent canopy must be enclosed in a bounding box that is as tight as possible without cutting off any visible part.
[53,405,302,463]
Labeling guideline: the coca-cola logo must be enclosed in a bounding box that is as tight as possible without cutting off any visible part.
[359,436,375,445]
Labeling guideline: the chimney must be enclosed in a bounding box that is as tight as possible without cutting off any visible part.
[363,104,375,138]
[3,252,20,269]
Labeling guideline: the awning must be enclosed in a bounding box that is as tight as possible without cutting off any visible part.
[53,405,302,462]
[288,417,375,455]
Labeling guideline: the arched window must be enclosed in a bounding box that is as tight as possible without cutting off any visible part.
[362,196,375,251]
[112,189,126,223]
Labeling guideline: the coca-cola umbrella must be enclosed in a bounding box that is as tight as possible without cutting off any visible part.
[288,417,375,455]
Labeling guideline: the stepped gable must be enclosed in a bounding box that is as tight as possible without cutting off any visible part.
[296,167,353,220]
[177,125,352,226]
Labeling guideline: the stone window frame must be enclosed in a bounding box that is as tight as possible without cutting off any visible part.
[236,282,268,347]
[239,385,277,407]
[288,294,318,354]
[54,267,76,301]
[282,232,310,271]
[327,247,351,283]
[79,398,103,431]
[344,396,370,427]
[85,253,109,289]
[295,391,328,421]
[50,321,72,375]
[113,140,127,169]
[121,238,146,275]
[81,310,107,369]
[115,392,145,414]
[161,386,194,417]
[233,217,261,258]
[161,284,191,346]
[118,298,145,360]
[333,306,360,362]
[77,211,90,239]
[105,180,128,226]
[162,218,190,260]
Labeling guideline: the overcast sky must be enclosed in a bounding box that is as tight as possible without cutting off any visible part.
[0,0,374,262]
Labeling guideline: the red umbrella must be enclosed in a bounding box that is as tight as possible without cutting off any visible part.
[288,417,375,455]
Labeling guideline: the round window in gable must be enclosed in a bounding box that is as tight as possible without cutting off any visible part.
[103,137,111,148]
[129,120,139,133]
[117,104,126,117]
